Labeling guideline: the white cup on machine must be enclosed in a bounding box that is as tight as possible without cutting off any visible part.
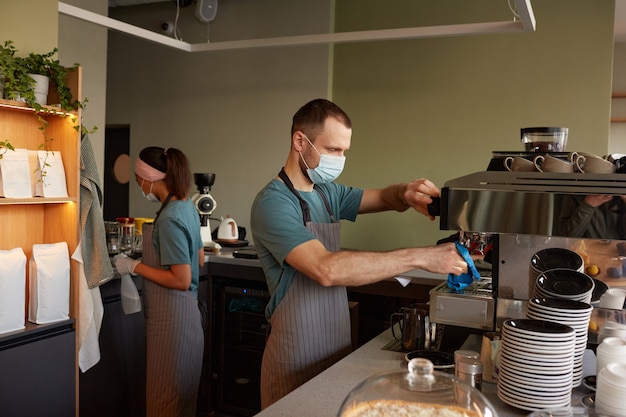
[572,151,617,174]
[503,156,536,172]
[533,154,578,173]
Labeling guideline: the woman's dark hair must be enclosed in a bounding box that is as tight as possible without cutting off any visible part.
[291,98,352,139]
[139,146,192,199]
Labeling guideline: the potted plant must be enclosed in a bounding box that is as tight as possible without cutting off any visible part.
[19,48,82,111]
[0,41,81,112]
[0,140,14,159]
[0,41,19,100]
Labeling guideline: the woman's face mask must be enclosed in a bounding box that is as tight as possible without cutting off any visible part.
[300,134,346,184]
[141,178,160,202]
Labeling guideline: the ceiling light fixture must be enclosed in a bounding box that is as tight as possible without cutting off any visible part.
[59,0,535,53]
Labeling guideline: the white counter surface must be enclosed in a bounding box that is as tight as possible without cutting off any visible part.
[253,326,594,417]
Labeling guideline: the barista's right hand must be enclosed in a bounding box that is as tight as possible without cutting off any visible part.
[584,195,613,208]
[114,253,140,276]
[419,242,469,276]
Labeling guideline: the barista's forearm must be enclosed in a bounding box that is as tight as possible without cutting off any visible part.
[360,184,411,213]
[309,243,464,287]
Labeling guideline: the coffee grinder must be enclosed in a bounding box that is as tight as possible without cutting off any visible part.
[191,173,218,248]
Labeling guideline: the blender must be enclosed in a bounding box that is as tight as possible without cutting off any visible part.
[116,217,136,255]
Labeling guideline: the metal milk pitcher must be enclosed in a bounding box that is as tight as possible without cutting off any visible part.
[390,306,430,351]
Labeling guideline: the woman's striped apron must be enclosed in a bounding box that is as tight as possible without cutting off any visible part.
[142,222,204,417]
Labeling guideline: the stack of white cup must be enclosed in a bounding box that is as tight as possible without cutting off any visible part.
[596,337,626,375]
[599,288,626,310]
[598,321,626,343]
[596,362,626,416]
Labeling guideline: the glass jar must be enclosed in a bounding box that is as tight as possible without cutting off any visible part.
[337,358,498,417]
[521,127,568,152]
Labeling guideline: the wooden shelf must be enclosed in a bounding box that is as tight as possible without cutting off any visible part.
[0,197,77,205]
[0,67,81,416]
[0,99,79,118]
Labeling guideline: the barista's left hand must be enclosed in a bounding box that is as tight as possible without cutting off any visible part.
[114,253,140,276]
[404,178,440,219]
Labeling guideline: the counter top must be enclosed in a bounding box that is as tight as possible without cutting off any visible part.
[253,326,595,417]
[205,248,262,268]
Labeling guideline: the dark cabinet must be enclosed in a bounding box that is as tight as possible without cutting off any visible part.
[79,277,146,417]
[0,321,76,417]
[79,275,212,417]
[205,261,268,417]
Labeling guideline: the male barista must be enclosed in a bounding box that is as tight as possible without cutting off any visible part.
[250,98,468,408]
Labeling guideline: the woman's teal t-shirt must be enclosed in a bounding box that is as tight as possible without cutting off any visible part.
[152,199,203,295]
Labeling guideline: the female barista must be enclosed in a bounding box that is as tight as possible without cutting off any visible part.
[115,146,204,417]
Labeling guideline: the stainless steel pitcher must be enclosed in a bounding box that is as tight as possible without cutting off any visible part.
[390,306,431,351]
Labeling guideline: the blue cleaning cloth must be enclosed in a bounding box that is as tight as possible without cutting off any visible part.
[447,241,481,291]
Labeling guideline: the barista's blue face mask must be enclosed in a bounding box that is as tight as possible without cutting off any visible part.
[300,134,346,184]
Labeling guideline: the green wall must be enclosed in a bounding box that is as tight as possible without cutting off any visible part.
[332,0,615,250]
[0,2,57,56]
[8,1,614,254]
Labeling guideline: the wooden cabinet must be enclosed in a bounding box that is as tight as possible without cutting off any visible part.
[0,68,81,415]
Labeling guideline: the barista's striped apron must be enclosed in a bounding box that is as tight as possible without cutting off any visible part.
[142,223,204,417]
[260,170,352,408]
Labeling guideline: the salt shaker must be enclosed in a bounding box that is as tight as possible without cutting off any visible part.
[455,356,483,391]
[454,349,480,362]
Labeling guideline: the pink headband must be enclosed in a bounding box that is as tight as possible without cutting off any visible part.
[135,158,166,181]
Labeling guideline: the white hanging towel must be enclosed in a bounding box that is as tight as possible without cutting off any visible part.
[73,243,104,373]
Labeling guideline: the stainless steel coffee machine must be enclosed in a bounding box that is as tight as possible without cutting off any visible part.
[429,232,496,331]
[432,165,626,332]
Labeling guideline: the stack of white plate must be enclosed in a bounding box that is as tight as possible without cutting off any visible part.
[497,319,576,411]
[533,268,595,304]
[529,248,584,297]
[526,297,593,388]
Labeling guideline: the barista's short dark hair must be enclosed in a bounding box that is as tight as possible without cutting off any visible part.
[291,98,352,139]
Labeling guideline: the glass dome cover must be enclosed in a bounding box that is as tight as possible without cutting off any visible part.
[337,358,498,417]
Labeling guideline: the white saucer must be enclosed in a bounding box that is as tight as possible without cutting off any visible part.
[499,356,574,375]
[498,385,571,411]
[502,333,576,350]
[499,366,574,383]
[500,344,575,362]
[529,297,593,312]
[498,369,573,388]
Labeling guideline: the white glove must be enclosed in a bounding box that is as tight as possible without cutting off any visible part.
[114,253,140,276]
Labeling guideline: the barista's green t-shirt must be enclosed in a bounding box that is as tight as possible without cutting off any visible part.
[250,179,363,318]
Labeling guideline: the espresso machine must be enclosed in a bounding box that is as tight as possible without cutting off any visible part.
[432,159,626,333]
[191,173,219,249]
